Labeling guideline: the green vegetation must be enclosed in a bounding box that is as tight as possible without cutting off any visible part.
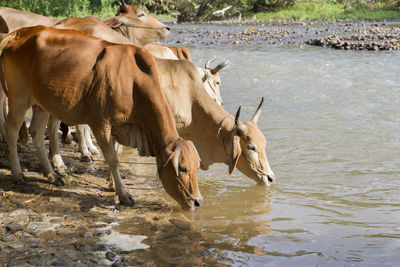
[250,1,400,21]
[0,0,398,21]
[0,0,118,18]
[59,167,77,186]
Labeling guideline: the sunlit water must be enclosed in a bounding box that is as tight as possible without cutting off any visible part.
[157,37,400,266]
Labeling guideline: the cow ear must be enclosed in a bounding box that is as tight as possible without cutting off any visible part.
[163,149,175,167]
[228,134,241,174]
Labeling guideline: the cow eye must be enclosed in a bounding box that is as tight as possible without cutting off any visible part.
[247,144,256,151]
[138,13,145,18]
[179,166,188,173]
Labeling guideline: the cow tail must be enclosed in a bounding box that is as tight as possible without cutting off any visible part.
[0,32,16,95]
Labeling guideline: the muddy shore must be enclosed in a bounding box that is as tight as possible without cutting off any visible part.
[0,141,220,266]
[163,19,400,50]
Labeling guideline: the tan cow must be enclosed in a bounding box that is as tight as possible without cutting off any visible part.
[198,57,229,105]
[0,26,202,210]
[102,0,170,46]
[154,58,276,185]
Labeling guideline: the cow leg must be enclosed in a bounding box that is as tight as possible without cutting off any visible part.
[48,116,67,174]
[84,126,100,156]
[105,137,119,191]
[91,125,134,206]
[60,122,73,144]
[76,124,92,162]
[18,121,29,147]
[0,88,6,142]
[30,107,63,186]
[4,101,28,183]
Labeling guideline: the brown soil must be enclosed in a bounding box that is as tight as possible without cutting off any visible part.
[0,140,221,266]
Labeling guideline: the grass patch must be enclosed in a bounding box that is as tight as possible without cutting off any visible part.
[60,167,78,186]
[247,1,400,21]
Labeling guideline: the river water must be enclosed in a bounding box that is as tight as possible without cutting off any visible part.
[157,28,400,266]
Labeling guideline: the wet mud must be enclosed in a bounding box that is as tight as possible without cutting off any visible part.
[0,141,220,266]
[164,20,400,50]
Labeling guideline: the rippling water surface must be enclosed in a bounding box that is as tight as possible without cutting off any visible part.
[160,30,400,266]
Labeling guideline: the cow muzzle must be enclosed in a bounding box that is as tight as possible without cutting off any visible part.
[189,197,203,211]
[257,172,276,186]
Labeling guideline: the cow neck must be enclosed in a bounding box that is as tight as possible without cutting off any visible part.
[191,90,236,166]
[146,100,180,158]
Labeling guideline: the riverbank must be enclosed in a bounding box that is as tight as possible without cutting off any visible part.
[247,1,400,21]
[162,20,400,51]
[0,141,217,266]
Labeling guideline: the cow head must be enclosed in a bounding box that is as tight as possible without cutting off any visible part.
[200,57,229,105]
[159,138,203,210]
[105,0,170,46]
[228,98,275,186]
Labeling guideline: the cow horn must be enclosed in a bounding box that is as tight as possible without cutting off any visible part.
[173,146,182,177]
[234,106,246,134]
[205,57,216,69]
[211,60,230,75]
[251,97,264,123]
[119,0,129,12]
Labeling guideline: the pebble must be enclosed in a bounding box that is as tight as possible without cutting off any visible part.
[307,25,400,50]
[27,255,46,266]
[25,238,43,248]
[6,223,24,233]
[169,218,192,231]
[51,260,69,267]
[106,251,117,261]
[1,234,14,242]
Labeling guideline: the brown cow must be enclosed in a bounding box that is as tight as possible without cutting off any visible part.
[154,58,276,185]
[0,26,202,210]
[0,1,170,144]
[144,43,192,61]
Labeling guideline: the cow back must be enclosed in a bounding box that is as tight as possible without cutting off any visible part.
[0,7,57,32]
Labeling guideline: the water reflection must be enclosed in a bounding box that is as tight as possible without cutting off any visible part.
[184,43,400,266]
[118,37,400,265]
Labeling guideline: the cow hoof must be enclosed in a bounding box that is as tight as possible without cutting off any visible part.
[80,154,92,162]
[14,173,26,184]
[54,178,65,187]
[54,164,68,175]
[119,194,135,206]
[89,148,100,156]
[108,182,114,191]
[47,173,64,186]
[62,134,74,145]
